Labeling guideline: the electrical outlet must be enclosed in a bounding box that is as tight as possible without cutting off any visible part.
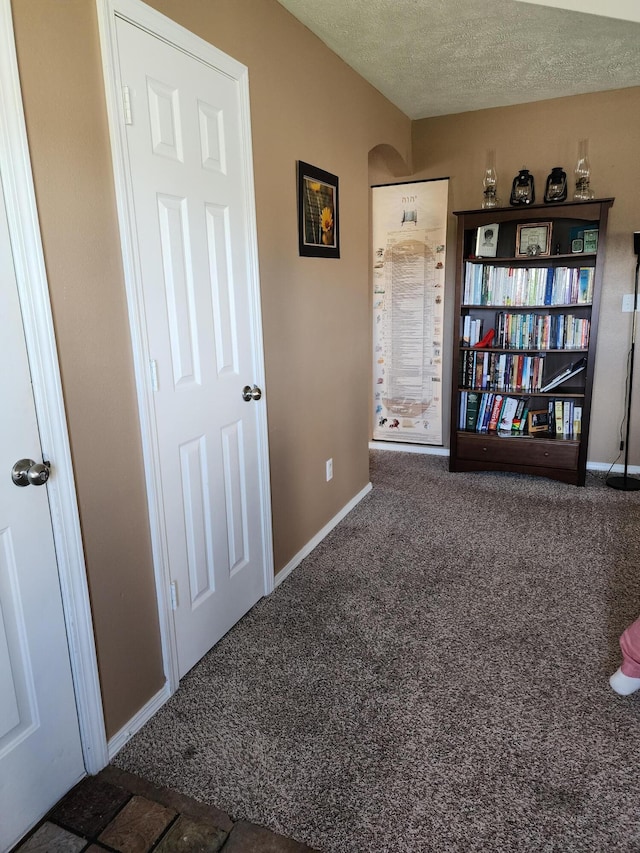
[326,458,333,481]
[622,293,637,312]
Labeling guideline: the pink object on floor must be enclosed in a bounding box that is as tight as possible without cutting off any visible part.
[619,615,640,678]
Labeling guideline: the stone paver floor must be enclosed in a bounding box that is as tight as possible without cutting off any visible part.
[12,765,319,853]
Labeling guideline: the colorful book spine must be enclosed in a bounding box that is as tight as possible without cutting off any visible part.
[573,405,582,436]
[466,392,481,431]
[488,394,504,431]
[554,400,564,435]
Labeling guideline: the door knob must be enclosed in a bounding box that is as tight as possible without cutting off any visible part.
[242,385,262,402]
[11,458,50,487]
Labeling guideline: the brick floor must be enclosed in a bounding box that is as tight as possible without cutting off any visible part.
[12,766,320,853]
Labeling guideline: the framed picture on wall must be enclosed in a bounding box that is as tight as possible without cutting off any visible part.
[297,161,340,258]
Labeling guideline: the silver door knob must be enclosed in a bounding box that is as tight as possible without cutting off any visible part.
[242,384,262,402]
[12,458,50,487]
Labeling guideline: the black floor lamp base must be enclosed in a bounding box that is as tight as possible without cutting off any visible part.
[606,474,640,491]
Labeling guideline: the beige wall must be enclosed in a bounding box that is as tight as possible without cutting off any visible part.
[411,88,640,466]
[11,0,410,736]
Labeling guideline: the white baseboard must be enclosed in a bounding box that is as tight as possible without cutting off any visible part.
[107,680,171,759]
[274,482,373,588]
[369,440,448,456]
[587,460,640,475]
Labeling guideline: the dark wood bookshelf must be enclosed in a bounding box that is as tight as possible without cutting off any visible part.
[450,198,614,486]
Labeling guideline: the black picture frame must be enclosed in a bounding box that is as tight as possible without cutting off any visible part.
[297,161,340,258]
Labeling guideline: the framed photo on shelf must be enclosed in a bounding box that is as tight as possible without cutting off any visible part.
[475,223,499,257]
[527,409,551,434]
[297,161,340,258]
[583,228,599,253]
[515,222,552,258]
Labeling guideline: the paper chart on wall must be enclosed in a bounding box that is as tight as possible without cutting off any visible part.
[372,179,448,445]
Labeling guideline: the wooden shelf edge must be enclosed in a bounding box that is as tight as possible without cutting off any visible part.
[459,347,588,354]
[457,389,585,398]
[455,429,579,445]
[466,253,596,263]
[462,303,592,309]
[453,198,615,216]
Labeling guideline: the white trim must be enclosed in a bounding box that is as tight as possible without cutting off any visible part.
[587,460,640,474]
[0,1,107,772]
[369,440,449,456]
[275,483,373,588]
[513,0,640,24]
[237,42,275,599]
[107,681,171,759]
[96,0,274,692]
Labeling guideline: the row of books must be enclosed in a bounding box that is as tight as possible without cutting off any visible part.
[462,313,590,350]
[459,351,587,393]
[463,264,594,307]
[493,312,590,350]
[460,350,546,392]
[549,398,583,438]
[459,392,529,434]
[459,391,583,437]
[463,317,486,347]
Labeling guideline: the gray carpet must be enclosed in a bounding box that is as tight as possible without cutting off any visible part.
[113,451,640,852]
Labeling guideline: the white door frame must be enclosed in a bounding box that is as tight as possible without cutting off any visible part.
[0,0,107,773]
[96,0,275,695]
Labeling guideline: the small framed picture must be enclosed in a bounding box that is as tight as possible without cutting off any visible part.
[515,222,552,258]
[527,409,550,434]
[583,228,598,253]
[571,238,584,253]
[297,161,340,258]
[475,223,499,258]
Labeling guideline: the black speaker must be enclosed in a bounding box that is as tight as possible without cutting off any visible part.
[634,232,640,255]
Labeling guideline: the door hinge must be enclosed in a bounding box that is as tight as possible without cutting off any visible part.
[169,580,178,611]
[149,358,159,392]
[122,85,133,125]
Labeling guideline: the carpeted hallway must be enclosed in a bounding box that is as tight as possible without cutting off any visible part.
[113,451,640,852]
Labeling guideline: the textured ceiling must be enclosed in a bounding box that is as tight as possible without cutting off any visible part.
[275,0,640,119]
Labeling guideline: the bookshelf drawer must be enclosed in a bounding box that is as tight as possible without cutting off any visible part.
[456,433,579,470]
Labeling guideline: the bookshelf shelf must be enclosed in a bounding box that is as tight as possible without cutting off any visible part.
[468,253,597,264]
[462,303,592,309]
[450,198,614,486]
[457,387,585,397]
[459,348,587,354]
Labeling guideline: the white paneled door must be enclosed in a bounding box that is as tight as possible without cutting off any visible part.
[113,13,272,679]
[0,169,84,851]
